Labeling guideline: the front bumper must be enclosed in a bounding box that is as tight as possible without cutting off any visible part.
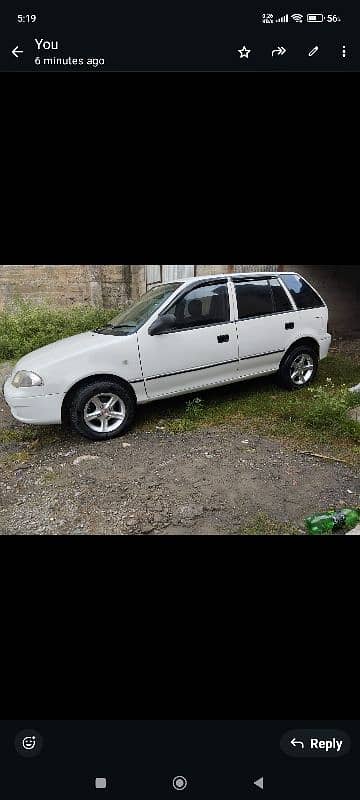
[3,377,63,425]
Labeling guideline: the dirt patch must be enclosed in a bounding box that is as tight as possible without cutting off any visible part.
[1,389,359,534]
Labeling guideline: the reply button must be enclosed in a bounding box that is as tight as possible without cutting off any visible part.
[280,729,351,758]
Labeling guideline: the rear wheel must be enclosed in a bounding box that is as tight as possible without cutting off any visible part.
[279,346,318,390]
[69,380,136,440]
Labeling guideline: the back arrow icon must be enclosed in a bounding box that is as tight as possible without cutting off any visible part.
[12,46,24,58]
[272,46,286,56]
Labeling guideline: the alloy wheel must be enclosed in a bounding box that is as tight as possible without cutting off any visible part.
[290,354,315,386]
[84,393,126,433]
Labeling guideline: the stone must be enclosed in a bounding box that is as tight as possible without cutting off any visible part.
[346,524,360,535]
[178,504,205,521]
[348,406,360,422]
[73,455,99,465]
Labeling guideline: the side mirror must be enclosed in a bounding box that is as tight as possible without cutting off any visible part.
[148,313,177,336]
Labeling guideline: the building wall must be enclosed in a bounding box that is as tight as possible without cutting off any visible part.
[143,265,277,291]
[0,265,135,309]
[0,264,195,307]
[279,265,360,337]
[0,264,279,310]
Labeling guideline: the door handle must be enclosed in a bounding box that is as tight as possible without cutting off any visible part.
[285,323,295,330]
[218,335,230,343]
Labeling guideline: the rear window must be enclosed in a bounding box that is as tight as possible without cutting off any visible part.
[281,275,325,310]
[235,280,273,319]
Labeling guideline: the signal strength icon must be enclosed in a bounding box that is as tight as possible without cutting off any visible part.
[275,13,289,21]
[291,12,304,21]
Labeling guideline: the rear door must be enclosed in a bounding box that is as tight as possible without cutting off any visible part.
[279,273,328,336]
[233,277,297,377]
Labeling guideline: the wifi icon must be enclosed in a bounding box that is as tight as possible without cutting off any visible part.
[291,13,304,21]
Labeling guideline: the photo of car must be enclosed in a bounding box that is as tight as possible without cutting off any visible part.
[3,271,332,442]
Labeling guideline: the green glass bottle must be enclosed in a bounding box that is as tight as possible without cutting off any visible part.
[305,508,360,535]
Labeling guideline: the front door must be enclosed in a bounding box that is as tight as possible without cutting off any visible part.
[138,281,239,399]
[233,277,297,377]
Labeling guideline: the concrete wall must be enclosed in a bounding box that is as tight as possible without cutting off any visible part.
[4,266,356,337]
[142,265,277,291]
[279,265,360,337]
[0,265,136,309]
[0,265,276,309]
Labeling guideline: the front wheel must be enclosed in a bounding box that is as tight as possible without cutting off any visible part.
[279,346,319,390]
[69,380,136,441]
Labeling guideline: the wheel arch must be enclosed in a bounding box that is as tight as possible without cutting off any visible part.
[61,374,137,424]
[281,337,320,367]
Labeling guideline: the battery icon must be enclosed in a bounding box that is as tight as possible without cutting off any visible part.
[307,13,324,20]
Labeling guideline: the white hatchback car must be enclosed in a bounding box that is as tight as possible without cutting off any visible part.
[3,272,332,441]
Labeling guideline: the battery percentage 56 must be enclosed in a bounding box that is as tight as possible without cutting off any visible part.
[306,13,341,21]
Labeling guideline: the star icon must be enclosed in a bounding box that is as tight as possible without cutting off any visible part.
[237,46,251,58]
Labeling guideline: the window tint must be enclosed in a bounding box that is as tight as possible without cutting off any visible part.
[281,275,325,309]
[235,280,273,319]
[170,283,230,328]
[269,278,293,313]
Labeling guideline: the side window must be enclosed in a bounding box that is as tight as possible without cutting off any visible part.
[169,283,230,329]
[235,280,273,320]
[269,278,293,313]
[281,275,325,309]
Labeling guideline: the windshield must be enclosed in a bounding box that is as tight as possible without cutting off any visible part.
[95,283,181,334]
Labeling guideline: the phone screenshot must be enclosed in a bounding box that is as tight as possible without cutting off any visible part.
[0,720,358,798]
[0,2,357,70]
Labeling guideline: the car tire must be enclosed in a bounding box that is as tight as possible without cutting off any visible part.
[279,345,319,391]
[69,380,136,441]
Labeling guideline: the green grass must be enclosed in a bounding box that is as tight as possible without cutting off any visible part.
[137,355,360,466]
[236,513,302,535]
[0,427,62,445]
[0,300,116,361]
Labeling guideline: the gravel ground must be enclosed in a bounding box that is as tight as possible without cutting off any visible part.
[1,417,359,535]
[331,338,360,364]
[1,360,359,535]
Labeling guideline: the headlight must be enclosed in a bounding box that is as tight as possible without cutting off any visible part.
[12,370,44,388]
